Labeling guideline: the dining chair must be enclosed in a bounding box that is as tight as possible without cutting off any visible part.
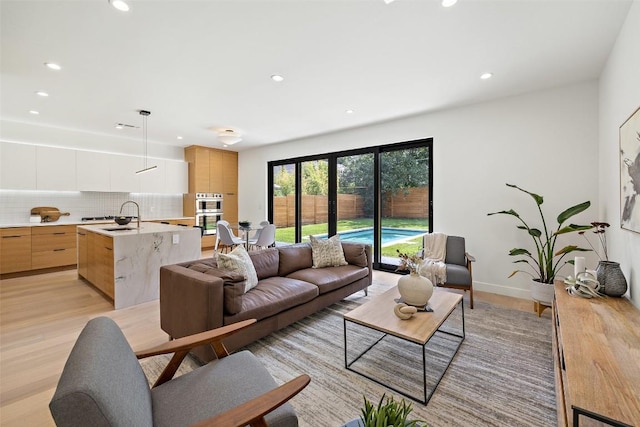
[215,221,244,253]
[249,224,276,250]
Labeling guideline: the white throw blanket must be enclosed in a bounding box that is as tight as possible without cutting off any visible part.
[419,232,447,285]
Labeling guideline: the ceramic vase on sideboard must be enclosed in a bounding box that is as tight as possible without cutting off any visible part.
[596,261,627,297]
[398,272,433,306]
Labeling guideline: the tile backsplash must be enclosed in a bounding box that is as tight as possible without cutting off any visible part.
[0,190,184,224]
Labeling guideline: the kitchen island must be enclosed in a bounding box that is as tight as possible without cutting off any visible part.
[77,222,201,309]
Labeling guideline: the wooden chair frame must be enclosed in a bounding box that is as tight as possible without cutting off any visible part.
[134,319,310,427]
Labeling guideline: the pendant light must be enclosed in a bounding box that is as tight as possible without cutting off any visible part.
[135,110,157,174]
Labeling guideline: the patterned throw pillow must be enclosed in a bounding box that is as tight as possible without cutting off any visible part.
[218,245,259,293]
[309,234,348,268]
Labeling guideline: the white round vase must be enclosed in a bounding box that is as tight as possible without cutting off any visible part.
[398,272,433,307]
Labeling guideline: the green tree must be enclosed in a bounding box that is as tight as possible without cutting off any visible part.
[302,160,328,195]
[274,165,294,196]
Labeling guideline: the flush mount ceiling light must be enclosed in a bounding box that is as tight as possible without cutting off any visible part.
[109,0,130,12]
[345,109,355,114]
[480,72,493,80]
[383,0,395,4]
[29,110,40,115]
[44,62,61,71]
[271,74,284,82]
[135,110,157,175]
[442,0,458,7]
[217,129,242,145]
[35,91,49,97]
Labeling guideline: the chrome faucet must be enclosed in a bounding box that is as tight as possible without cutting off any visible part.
[119,201,141,228]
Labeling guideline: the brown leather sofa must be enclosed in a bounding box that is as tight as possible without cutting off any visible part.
[160,242,372,362]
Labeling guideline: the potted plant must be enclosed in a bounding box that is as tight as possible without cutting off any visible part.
[487,183,592,305]
[341,394,427,427]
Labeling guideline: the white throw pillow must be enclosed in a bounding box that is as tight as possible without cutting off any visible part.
[217,245,259,293]
[309,234,348,268]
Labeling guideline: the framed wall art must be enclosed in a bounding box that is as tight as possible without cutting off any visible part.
[620,105,640,233]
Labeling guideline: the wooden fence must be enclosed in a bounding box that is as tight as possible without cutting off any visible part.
[273,186,428,227]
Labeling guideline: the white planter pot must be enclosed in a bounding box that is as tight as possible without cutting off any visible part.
[398,272,433,306]
[531,279,555,305]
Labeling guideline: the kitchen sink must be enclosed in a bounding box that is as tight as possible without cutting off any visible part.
[102,227,135,231]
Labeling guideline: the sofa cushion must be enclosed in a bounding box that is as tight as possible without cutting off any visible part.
[224,277,319,324]
[249,248,280,280]
[309,235,348,268]
[342,242,368,268]
[287,265,369,294]
[278,244,313,277]
[218,245,259,293]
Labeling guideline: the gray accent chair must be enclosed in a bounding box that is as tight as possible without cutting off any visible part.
[49,317,309,427]
[422,235,475,309]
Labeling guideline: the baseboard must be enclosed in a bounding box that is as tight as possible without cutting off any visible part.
[474,281,530,300]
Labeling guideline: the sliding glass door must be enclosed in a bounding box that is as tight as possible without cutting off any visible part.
[268,139,432,271]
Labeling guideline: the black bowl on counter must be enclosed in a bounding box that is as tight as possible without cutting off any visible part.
[115,216,133,226]
[238,221,251,228]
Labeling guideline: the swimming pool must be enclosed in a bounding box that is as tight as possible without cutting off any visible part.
[335,227,426,246]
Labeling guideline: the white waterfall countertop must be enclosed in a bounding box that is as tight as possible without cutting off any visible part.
[78,222,201,309]
[78,221,196,236]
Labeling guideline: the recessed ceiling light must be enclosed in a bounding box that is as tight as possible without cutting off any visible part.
[177,136,183,140]
[35,91,49,97]
[109,0,130,12]
[442,0,457,7]
[271,74,284,82]
[115,124,124,129]
[29,110,40,115]
[346,109,354,114]
[44,62,61,71]
[480,72,493,80]
[383,0,395,4]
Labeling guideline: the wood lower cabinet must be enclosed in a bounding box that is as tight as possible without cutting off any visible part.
[552,281,640,427]
[31,225,77,270]
[0,227,32,274]
[83,231,114,299]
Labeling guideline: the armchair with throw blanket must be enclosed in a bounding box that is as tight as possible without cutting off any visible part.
[419,233,475,308]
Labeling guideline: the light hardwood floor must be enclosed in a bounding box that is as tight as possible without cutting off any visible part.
[0,260,541,426]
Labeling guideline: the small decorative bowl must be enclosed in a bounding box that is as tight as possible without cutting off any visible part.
[238,221,251,228]
[115,216,132,225]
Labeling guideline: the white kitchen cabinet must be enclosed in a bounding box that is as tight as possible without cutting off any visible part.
[77,151,110,191]
[164,160,188,194]
[109,154,141,193]
[0,142,37,190]
[37,146,77,191]
[139,159,166,193]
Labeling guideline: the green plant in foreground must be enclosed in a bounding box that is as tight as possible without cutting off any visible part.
[487,183,593,284]
[360,394,426,427]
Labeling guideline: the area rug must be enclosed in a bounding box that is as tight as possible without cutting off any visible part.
[141,281,556,427]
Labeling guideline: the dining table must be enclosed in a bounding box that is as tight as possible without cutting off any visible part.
[234,224,263,250]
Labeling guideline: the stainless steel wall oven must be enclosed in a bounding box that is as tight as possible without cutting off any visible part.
[195,193,223,235]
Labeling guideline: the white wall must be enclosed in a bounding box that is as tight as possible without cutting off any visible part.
[599,0,640,308]
[239,81,600,299]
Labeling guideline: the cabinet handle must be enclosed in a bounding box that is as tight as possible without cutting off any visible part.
[53,232,66,235]
[78,232,86,236]
[105,247,112,251]
[2,235,23,239]
[53,248,66,252]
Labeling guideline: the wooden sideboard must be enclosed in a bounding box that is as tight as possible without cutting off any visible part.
[552,281,640,426]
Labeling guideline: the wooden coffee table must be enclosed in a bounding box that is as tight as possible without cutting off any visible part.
[343,286,464,404]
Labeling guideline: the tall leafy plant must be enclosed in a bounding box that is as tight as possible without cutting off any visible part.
[488,184,592,284]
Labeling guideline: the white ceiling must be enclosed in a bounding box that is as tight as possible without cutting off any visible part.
[0,0,632,151]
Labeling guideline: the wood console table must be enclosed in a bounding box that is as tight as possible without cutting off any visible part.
[552,281,640,426]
